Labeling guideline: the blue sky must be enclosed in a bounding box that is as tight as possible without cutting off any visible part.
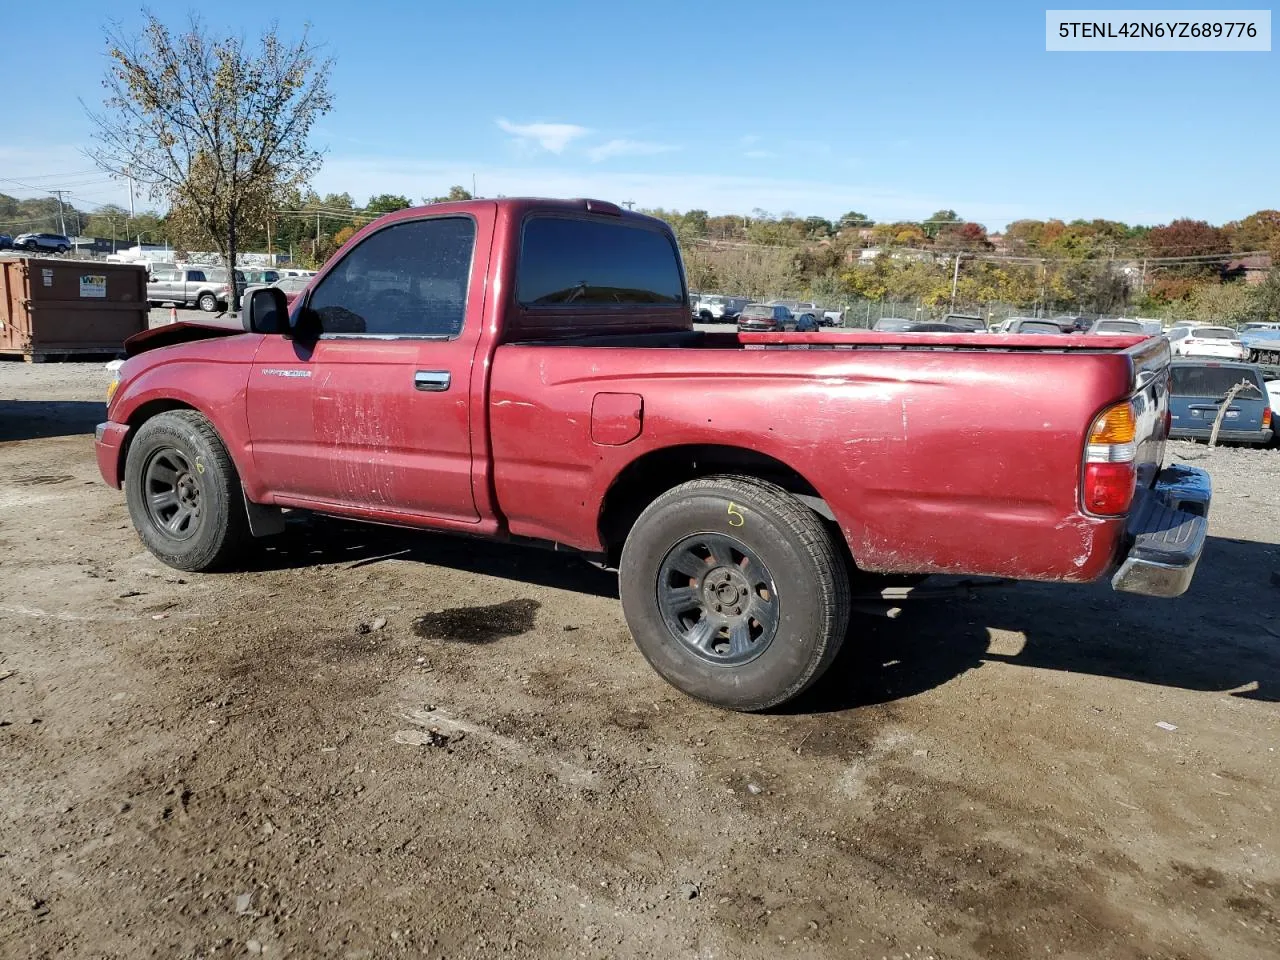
[1,1,1275,227]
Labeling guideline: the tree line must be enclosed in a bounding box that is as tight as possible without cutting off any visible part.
[643,207,1280,323]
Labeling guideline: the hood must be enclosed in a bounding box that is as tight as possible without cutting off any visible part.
[124,319,247,357]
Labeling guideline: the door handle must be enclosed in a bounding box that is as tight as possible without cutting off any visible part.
[414,370,451,392]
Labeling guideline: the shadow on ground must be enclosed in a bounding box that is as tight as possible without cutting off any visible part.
[0,400,104,441]
[252,516,1279,712]
[795,533,1280,713]
[251,516,618,599]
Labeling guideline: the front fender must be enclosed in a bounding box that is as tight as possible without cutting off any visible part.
[107,352,262,501]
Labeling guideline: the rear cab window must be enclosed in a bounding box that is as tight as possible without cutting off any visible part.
[517,216,683,307]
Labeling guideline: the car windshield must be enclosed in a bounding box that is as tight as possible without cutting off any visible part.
[1191,327,1237,340]
[1017,321,1065,334]
[1094,320,1144,334]
[1171,366,1261,398]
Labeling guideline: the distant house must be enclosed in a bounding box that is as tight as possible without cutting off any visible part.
[1221,254,1272,285]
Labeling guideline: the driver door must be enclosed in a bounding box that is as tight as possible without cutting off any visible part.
[246,211,491,523]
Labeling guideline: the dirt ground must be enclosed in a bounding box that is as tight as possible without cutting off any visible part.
[0,357,1277,960]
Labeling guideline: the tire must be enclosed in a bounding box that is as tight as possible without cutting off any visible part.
[123,410,249,572]
[619,475,851,711]
[55,245,67,254]
[197,292,218,312]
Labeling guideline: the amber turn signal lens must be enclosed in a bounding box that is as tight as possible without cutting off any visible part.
[1088,401,1137,445]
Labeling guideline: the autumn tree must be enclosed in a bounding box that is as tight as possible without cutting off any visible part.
[427,185,474,204]
[88,13,333,309]
[366,194,412,215]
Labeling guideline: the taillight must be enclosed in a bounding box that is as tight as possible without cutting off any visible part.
[1265,407,1273,430]
[1083,400,1137,516]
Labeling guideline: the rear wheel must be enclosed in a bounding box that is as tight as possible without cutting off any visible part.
[124,411,249,571]
[55,244,67,254]
[197,292,218,312]
[619,475,850,711]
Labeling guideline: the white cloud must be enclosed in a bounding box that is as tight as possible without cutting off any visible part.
[586,139,679,163]
[495,118,588,154]
[739,134,761,147]
[744,149,777,160]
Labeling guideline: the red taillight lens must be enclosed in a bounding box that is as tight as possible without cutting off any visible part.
[1083,401,1138,516]
[1265,407,1273,430]
[1084,462,1137,516]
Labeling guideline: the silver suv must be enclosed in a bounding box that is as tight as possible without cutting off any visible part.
[14,233,72,253]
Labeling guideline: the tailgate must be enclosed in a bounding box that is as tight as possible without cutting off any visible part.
[1126,337,1171,491]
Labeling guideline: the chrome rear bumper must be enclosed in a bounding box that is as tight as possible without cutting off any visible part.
[1111,464,1211,598]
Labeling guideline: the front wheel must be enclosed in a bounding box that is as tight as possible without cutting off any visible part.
[123,410,249,571]
[197,293,218,312]
[619,475,851,711]
[55,245,67,254]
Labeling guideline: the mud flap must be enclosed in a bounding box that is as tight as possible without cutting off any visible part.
[242,487,286,538]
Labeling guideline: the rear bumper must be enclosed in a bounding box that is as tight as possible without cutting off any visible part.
[1170,426,1272,444]
[1111,464,1211,598]
[95,421,129,489]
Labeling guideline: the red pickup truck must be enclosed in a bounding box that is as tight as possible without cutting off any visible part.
[96,198,1211,711]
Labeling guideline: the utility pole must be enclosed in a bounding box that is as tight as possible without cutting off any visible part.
[622,200,635,210]
[126,175,136,218]
[949,253,962,311]
[50,190,69,236]
[472,173,477,198]
[315,213,321,250]
[266,219,273,262]
[1139,258,1147,296]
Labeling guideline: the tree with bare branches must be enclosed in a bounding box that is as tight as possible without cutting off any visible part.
[87,13,333,309]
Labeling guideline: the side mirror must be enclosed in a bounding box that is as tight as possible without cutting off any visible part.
[242,285,288,334]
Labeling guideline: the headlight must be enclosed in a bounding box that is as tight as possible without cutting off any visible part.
[105,359,124,404]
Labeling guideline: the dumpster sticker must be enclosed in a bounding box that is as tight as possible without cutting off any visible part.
[41,269,53,287]
[80,275,107,298]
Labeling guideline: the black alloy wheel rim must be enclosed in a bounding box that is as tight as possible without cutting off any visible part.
[656,532,780,665]
[143,447,203,540]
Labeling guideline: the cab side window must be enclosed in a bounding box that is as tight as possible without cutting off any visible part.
[306,217,475,337]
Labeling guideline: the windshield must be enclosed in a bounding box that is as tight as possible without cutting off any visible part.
[1190,327,1237,340]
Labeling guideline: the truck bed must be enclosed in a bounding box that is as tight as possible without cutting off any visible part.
[488,332,1167,583]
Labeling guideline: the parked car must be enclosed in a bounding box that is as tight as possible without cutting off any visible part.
[872,317,918,332]
[942,313,986,333]
[1168,361,1273,446]
[794,312,820,332]
[1166,325,1247,361]
[0,234,12,250]
[1089,318,1147,336]
[696,295,750,323]
[820,308,843,327]
[769,300,823,323]
[14,232,72,254]
[1240,326,1280,365]
[1000,318,1067,335]
[272,276,311,304]
[1053,315,1092,332]
[737,302,794,332]
[147,266,246,312]
[903,322,965,333]
[1240,322,1280,334]
[95,196,1210,713]
[242,269,281,285]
